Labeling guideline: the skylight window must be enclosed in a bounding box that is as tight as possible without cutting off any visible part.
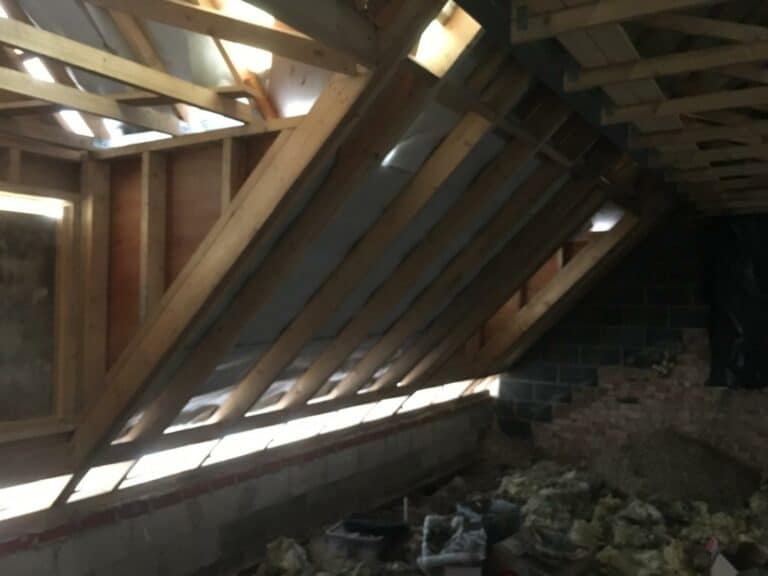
[23,57,55,83]
[120,441,219,489]
[59,110,95,137]
[0,475,72,521]
[0,191,67,219]
[68,461,135,502]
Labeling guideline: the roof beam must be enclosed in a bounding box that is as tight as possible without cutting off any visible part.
[641,14,768,43]
[566,39,768,92]
[69,0,447,469]
[218,71,536,417]
[244,0,378,67]
[603,86,768,125]
[289,100,573,406]
[390,175,610,392]
[86,0,360,74]
[332,162,571,397]
[659,143,768,166]
[668,163,768,182]
[0,17,254,123]
[510,0,724,44]
[0,67,183,134]
[629,120,768,149]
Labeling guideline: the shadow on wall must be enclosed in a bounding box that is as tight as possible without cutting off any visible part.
[704,215,768,389]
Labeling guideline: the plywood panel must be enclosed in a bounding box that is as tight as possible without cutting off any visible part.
[165,143,222,286]
[108,157,141,366]
[20,153,80,193]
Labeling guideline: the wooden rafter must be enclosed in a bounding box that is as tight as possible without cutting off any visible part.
[0,67,183,135]
[510,0,725,44]
[0,18,254,123]
[641,13,768,42]
[67,0,447,493]
[243,0,378,66]
[86,0,360,74]
[566,39,768,92]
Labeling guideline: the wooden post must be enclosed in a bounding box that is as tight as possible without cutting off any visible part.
[139,150,166,319]
[80,160,111,412]
[220,137,243,213]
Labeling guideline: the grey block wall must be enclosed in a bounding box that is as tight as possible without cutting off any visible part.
[0,403,490,576]
[499,216,710,432]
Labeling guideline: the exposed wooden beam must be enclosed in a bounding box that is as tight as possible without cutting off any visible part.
[139,151,167,319]
[603,86,768,125]
[69,1,447,474]
[80,160,111,411]
[566,39,768,92]
[332,162,570,398]
[668,163,768,182]
[474,213,644,373]
[641,13,768,43]
[0,17,254,123]
[659,143,768,166]
[510,0,723,44]
[90,116,301,159]
[124,62,438,441]
[86,0,360,74]
[0,86,253,115]
[244,0,378,67]
[391,177,610,392]
[629,120,768,149]
[0,67,183,135]
[105,9,189,121]
[286,102,573,406]
[220,137,244,212]
[216,72,534,418]
[0,133,84,161]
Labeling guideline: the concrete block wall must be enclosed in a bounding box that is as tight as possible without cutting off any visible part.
[499,216,710,430]
[532,329,768,474]
[0,401,491,576]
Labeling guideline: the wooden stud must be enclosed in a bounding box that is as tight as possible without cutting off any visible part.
[6,148,21,183]
[80,161,111,413]
[139,152,167,319]
[220,138,244,213]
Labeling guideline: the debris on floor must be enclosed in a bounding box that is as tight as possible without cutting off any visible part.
[242,429,768,576]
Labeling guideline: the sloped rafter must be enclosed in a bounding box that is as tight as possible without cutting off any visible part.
[0,17,254,123]
[369,160,612,394]
[288,94,574,406]
[115,11,483,445]
[85,0,361,74]
[212,65,532,424]
[462,204,661,377]
[243,0,378,67]
[66,0,449,497]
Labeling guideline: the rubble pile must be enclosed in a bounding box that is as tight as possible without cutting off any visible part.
[245,459,768,576]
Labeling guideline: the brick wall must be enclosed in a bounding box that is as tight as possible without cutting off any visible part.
[498,215,710,430]
[532,329,768,474]
[0,401,491,576]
